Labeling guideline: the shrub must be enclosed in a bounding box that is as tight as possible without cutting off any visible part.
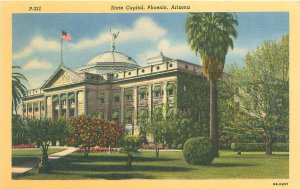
[183,137,214,165]
[231,143,289,152]
[120,135,142,167]
[142,143,168,149]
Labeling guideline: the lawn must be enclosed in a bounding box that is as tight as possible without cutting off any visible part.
[12,148,66,166]
[14,150,288,180]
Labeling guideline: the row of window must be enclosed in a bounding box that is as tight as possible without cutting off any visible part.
[99,84,175,103]
[23,103,44,112]
[98,106,174,121]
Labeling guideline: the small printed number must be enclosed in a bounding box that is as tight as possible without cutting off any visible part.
[273,182,288,186]
[29,6,41,11]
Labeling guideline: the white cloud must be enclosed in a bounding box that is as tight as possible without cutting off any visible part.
[228,46,249,56]
[70,17,167,50]
[26,74,50,89]
[136,39,197,65]
[23,59,53,71]
[13,36,60,60]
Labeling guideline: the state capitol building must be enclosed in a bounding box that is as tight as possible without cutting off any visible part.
[22,34,210,134]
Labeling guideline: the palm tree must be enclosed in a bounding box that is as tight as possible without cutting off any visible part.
[12,66,28,115]
[186,13,238,157]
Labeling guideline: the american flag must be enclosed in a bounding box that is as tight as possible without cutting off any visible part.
[61,31,71,41]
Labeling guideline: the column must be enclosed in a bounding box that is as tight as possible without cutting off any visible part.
[74,91,78,117]
[107,85,112,121]
[50,95,54,118]
[133,86,138,132]
[163,81,168,117]
[120,88,125,125]
[44,96,47,118]
[83,90,87,115]
[58,94,61,117]
[148,83,153,118]
[66,93,70,118]
[31,103,34,118]
[39,101,42,119]
[26,103,28,118]
[174,81,178,113]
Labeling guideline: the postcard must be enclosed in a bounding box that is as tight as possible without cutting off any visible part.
[1,1,300,189]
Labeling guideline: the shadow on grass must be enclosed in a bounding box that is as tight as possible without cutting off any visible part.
[84,173,156,180]
[15,170,157,180]
[66,153,179,162]
[12,156,39,166]
[53,161,193,172]
[228,154,289,159]
[209,162,257,167]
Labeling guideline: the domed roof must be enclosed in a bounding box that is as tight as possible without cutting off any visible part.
[87,51,137,65]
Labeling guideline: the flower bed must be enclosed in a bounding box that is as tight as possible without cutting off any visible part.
[77,147,118,153]
[12,143,36,149]
[142,143,169,149]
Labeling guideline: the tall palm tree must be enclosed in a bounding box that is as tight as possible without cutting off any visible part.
[12,66,28,115]
[186,13,238,157]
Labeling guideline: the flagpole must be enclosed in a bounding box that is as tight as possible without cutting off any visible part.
[61,30,63,66]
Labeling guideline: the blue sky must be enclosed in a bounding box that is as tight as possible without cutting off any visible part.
[12,13,289,89]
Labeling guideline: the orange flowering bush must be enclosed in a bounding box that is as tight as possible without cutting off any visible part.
[101,121,124,150]
[66,116,124,157]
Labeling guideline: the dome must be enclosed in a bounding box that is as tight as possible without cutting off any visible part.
[87,51,137,65]
[78,51,139,74]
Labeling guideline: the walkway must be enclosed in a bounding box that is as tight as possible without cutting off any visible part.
[12,147,78,177]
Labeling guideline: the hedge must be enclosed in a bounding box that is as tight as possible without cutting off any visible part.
[183,137,214,165]
[231,143,289,152]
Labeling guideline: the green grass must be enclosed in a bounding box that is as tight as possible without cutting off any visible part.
[14,150,288,180]
[12,148,66,166]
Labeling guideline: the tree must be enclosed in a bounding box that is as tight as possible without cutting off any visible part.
[24,118,71,172]
[12,66,27,115]
[217,79,239,148]
[49,117,70,146]
[101,121,124,153]
[119,135,142,167]
[186,13,238,157]
[230,34,289,155]
[66,116,104,158]
[165,110,206,149]
[144,107,167,157]
[12,114,28,145]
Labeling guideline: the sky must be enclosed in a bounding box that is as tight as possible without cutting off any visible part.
[12,12,289,89]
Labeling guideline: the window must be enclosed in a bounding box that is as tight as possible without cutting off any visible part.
[125,119,132,124]
[113,93,120,102]
[33,103,39,111]
[41,103,45,110]
[153,84,161,98]
[138,87,147,99]
[112,111,119,119]
[124,88,133,101]
[138,109,148,119]
[125,110,132,120]
[126,95,133,101]
[154,92,161,98]
[139,93,146,100]
[98,94,104,103]
[167,83,175,96]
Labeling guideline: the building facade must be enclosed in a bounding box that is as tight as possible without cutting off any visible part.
[22,46,209,134]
